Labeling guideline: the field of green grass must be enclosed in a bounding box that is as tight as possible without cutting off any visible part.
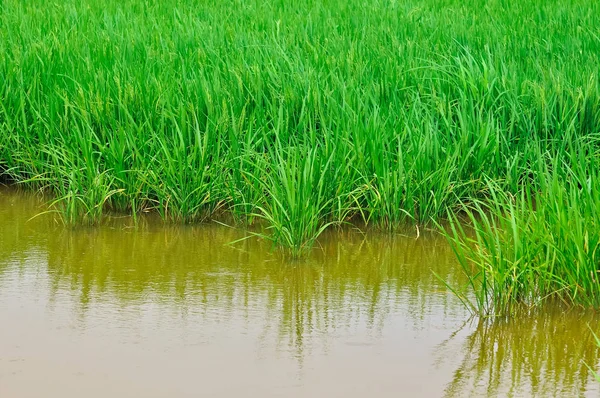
[1,0,600,312]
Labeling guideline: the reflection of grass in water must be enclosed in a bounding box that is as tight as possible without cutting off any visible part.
[442,308,600,397]
[36,218,464,357]
[0,188,468,360]
[5,189,600,393]
[0,188,53,275]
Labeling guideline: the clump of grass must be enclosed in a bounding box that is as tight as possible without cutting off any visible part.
[244,141,350,257]
[445,146,600,315]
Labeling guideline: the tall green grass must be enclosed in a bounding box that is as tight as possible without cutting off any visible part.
[446,143,600,315]
[1,0,600,266]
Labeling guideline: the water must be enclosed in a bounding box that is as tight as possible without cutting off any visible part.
[1,187,599,397]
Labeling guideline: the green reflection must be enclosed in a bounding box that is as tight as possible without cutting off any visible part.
[42,222,464,349]
[3,188,599,395]
[0,188,464,352]
[0,187,51,273]
[443,309,600,397]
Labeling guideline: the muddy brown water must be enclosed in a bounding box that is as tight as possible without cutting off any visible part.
[1,187,599,397]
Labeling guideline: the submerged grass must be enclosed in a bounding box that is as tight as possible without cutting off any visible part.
[1,0,600,300]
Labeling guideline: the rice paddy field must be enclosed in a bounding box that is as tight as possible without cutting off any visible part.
[1,0,600,315]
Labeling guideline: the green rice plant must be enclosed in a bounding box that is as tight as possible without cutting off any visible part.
[245,140,347,257]
[445,148,600,315]
[444,184,541,315]
[1,0,600,257]
[144,110,224,222]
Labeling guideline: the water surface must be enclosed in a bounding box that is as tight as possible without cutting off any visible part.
[0,188,599,397]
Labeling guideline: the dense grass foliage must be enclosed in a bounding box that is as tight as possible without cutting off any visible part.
[446,148,600,315]
[1,0,600,271]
